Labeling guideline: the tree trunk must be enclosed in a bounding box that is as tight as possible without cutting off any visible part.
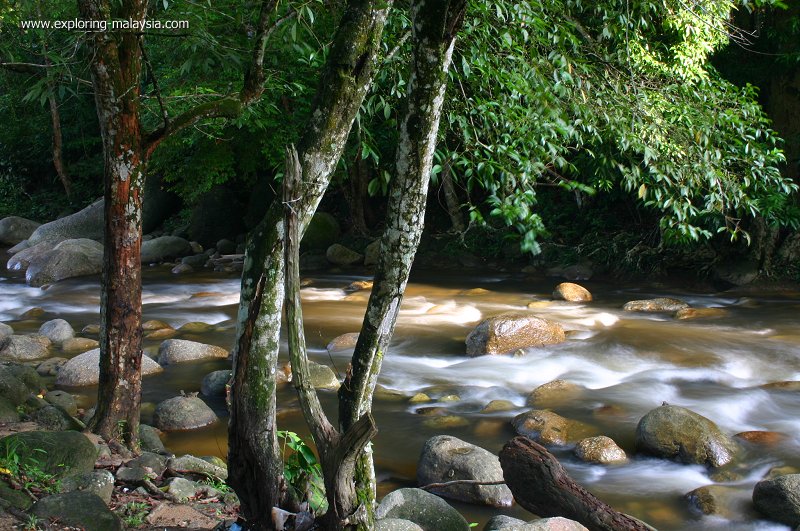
[441,159,465,232]
[47,89,71,200]
[78,0,147,451]
[337,1,466,528]
[227,1,393,528]
[499,437,653,531]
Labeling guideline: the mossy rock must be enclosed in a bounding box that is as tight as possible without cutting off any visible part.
[0,430,97,478]
[301,212,340,251]
[32,491,122,531]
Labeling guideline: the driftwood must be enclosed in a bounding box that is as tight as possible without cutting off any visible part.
[499,437,653,531]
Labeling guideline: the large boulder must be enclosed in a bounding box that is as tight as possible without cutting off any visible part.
[25,238,103,286]
[141,236,192,263]
[326,243,364,266]
[31,492,122,531]
[6,240,56,272]
[0,334,51,361]
[376,488,470,531]
[188,186,245,247]
[0,323,12,340]
[466,313,565,356]
[635,405,738,467]
[0,431,97,477]
[56,348,163,386]
[417,435,513,507]
[0,216,41,245]
[60,469,116,505]
[153,395,218,431]
[39,319,75,345]
[752,474,800,527]
[552,283,592,302]
[301,211,340,251]
[623,298,689,313]
[28,199,104,246]
[0,365,33,404]
[157,339,228,365]
[142,175,180,234]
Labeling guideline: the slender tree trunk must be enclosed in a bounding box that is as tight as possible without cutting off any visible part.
[441,159,465,232]
[47,89,71,200]
[348,123,370,234]
[78,0,147,451]
[227,1,393,528]
[337,2,466,528]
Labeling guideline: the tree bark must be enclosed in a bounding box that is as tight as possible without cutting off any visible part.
[499,437,653,531]
[227,1,393,528]
[78,0,148,451]
[441,159,465,232]
[337,1,466,528]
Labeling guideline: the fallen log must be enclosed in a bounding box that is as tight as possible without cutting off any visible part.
[499,436,653,531]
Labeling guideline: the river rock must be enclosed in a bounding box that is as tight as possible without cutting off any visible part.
[623,298,690,312]
[33,492,122,531]
[81,324,100,336]
[327,332,360,352]
[635,405,738,467]
[309,361,340,390]
[141,235,192,263]
[0,216,41,245]
[376,519,424,531]
[61,337,99,354]
[752,474,800,527]
[685,485,756,520]
[157,339,228,365]
[0,323,12,340]
[181,253,208,268]
[485,515,527,530]
[165,477,198,502]
[116,452,168,483]
[201,369,232,396]
[26,238,103,286]
[39,319,75,344]
[466,313,565,356]
[60,469,115,505]
[0,365,34,404]
[178,321,214,333]
[376,488,470,531]
[167,454,227,481]
[44,389,78,416]
[364,240,381,266]
[28,199,104,246]
[326,243,364,266]
[56,348,163,386]
[188,186,245,247]
[301,211,340,251]
[552,283,592,302]
[171,263,193,274]
[0,430,97,477]
[574,436,627,464]
[0,397,20,422]
[674,308,728,320]
[34,404,82,431]
[139,424,166,454]
[37,357,67,376]
[512,410,574,446]
[216,238,236,255]
[6,240,56,272]
[527,379,584,408]
[481,400,516,413]
[153,395,218,431]
[417,435,513,507]
[0,334,51,361]
[142,319,171,331]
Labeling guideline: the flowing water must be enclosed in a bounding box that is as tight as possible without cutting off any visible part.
[1,259,799,530]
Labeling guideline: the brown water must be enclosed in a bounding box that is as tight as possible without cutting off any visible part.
[1,263,798,530]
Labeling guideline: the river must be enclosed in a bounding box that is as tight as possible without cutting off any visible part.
[1,261,798,530]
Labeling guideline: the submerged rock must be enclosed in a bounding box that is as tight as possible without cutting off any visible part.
[376,488,470,531]
[623,298,689,312]
[326,332,360,353]
[685,485,756,521]
[512,410,575,446]
[417,435,513,507]
[527,379,584,408]
[466,313,565,356]
[635,405,738,467]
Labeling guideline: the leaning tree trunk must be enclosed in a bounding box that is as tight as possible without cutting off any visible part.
[79,0,148,451]
[499,437,653,531]
[337,1,466,528]
[227,1,393,528]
